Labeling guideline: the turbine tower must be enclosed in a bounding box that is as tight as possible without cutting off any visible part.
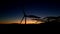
[20,4,27,24]
[20,6,41,24]
[20,12,41,24]
[20,1,41,24]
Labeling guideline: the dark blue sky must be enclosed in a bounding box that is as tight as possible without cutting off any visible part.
[0,0,60,21]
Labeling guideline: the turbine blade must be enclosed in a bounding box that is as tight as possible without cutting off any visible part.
[20,16,24,24]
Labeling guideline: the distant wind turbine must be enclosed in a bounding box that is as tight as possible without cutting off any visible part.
[20,5,27,24]
[20,2,41,24]
[20,13,41,24]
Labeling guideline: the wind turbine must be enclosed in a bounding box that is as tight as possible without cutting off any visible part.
[20,6,41,24]
[20,12,41,24]
[20,1,41,24]
[20,5,27,24]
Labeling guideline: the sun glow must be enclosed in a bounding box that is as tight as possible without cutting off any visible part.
[19,18,45,24]
[0,18,45,24]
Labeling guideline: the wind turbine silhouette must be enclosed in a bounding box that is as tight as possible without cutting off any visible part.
[20,2,41,24]
[20,12,41,24]
[20,5,27,24]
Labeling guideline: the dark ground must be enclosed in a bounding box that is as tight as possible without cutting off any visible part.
[0,22,60,32]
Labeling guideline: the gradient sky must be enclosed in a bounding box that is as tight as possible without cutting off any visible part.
[0,0,60,24]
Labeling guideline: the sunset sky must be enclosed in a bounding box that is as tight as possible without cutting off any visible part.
[0,0,60,24]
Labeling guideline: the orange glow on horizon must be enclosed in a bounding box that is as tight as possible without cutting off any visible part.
[0,19,45,24]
